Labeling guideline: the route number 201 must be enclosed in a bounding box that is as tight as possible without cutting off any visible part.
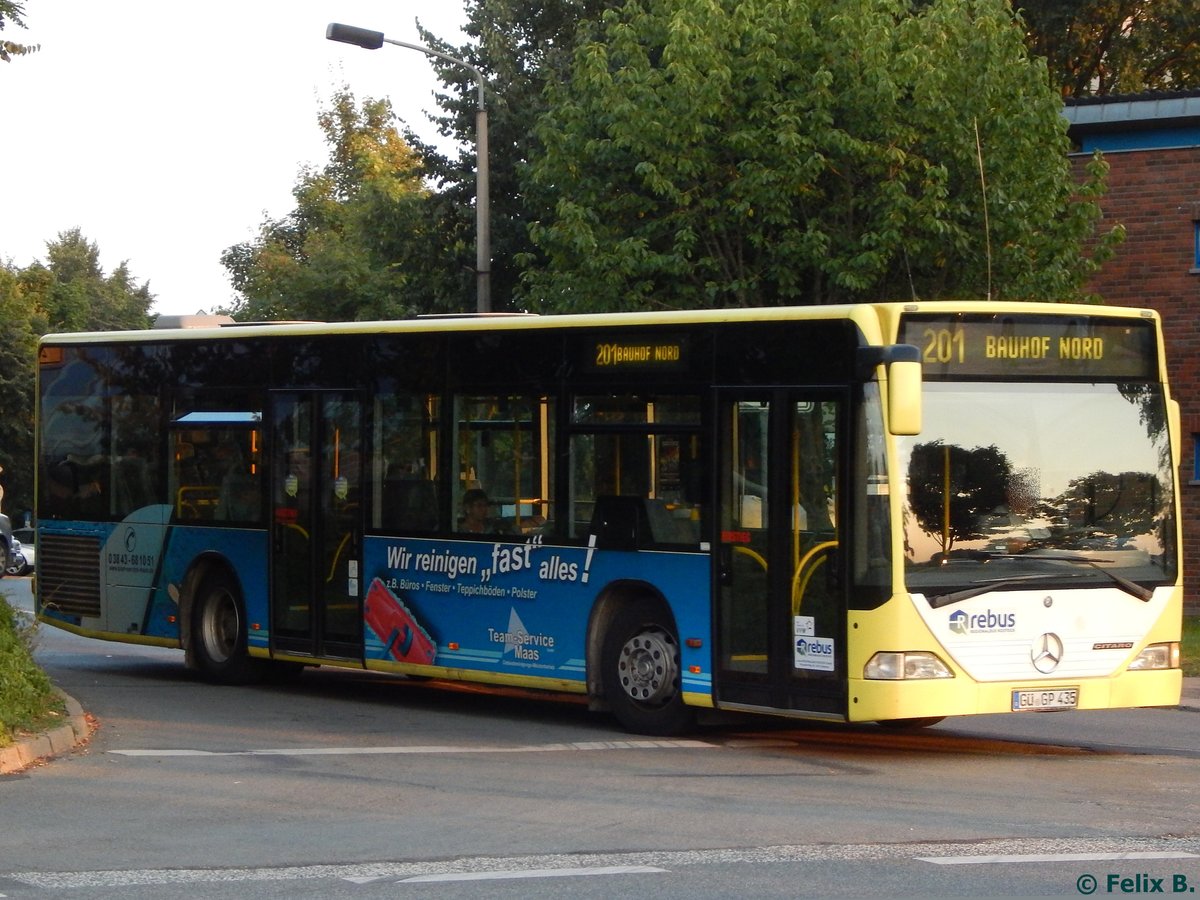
[921,328,965,364]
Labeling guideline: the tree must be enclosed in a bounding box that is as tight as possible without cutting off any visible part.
[1049,470,1163,544]
[520,0,1121,312]
[414,1,620,312]
[0,263,37,519]
[0,0,38,63]
[33,229,153,332]
[222,90,435,321]
[1018,0,1200,97]
[907,441,1013,553]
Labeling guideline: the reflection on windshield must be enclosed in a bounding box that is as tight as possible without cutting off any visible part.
[900,382,1176,594]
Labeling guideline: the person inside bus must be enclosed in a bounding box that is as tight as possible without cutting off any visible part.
[459,488,506,534]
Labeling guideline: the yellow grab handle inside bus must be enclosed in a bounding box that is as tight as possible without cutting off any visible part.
[791,540,837,615]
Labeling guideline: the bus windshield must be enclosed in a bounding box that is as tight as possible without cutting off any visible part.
[899,381,1177,601]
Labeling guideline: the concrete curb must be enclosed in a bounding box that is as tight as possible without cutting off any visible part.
[0,688,93,776]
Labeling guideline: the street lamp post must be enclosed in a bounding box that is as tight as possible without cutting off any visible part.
[326,22,491,313]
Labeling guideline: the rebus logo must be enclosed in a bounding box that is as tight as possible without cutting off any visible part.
[948,608,1017,635]
[948,610,969,635]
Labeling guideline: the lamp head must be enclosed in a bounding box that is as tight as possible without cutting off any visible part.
[326,23,384,50]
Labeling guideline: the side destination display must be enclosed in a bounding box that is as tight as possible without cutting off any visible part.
[898,313,1157,380]
[582,333,688,372]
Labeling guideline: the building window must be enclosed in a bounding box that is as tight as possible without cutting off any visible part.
[1194,435,1200,484]
[1193,221,1200,274]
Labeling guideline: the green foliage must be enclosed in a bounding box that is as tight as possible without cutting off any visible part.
[0,0,39,62]
[1020,0,1200,97]
[1185,617,1200,678]
[33,229,155,332]
[0,265,38,517]
[415,0,619,311]
[0,597,60,748]
[221,90,437,322]
[521,0,1121,312]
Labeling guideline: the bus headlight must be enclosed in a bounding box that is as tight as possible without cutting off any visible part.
[864,651,954,680]
[1127,642,1180,671]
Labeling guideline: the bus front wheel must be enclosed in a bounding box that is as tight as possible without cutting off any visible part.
[601,600,694,736]
[193,571,258,685]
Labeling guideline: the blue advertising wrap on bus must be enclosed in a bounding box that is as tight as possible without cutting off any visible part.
[359,535,712,695]
[40,514,712,698]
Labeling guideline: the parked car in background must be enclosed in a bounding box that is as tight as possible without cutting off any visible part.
[7,526,34,576]
[0,514,12,578]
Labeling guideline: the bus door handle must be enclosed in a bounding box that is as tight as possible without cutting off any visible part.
[718,545,733,585]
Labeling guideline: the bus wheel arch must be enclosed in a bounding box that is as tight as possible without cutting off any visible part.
[588,581,695,736]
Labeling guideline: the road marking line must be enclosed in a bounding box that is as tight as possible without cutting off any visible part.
[920,851,1198,866]
[109,739,716,757]
[10,840,1200,889]
[399,865,668,883]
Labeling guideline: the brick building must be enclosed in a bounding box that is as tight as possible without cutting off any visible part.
[1064,91,1200,614]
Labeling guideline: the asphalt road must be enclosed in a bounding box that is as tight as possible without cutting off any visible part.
[3,576,1199,899]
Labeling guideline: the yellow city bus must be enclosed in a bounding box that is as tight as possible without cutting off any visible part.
[34,302,1182,734]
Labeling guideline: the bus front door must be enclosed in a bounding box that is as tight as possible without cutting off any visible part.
[715,392,846,718]
[270,392,364,661]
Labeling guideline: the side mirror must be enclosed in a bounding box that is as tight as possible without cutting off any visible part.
[887,357,922,436]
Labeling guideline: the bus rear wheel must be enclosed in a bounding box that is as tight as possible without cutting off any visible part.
[193,571,258,685]
[601,600,694,736]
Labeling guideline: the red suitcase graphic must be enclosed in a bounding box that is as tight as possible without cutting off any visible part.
[364,578,437,665]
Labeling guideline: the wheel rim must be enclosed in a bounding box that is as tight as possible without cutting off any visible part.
[616,627,680,707]
[199,588,239,664]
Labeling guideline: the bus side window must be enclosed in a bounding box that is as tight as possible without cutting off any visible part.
[569,394,702,546]
[375,392,441,533]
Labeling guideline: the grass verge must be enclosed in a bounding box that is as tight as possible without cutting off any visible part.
[1183,616,1200,678]
[0,593,65,748]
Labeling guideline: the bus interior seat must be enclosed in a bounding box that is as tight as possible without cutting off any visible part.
[643,498,699,544]
[590,496,700,548]
[589,495,651,550]
[383,479,439,531]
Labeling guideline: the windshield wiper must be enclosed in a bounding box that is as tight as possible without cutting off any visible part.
[923,552,1154,608]
[1032,553,1154,602]
[925,575,1061,609]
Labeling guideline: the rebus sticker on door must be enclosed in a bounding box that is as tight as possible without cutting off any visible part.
[794,615,835,671]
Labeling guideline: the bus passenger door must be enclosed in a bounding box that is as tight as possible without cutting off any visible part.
[715,392,846,717]
[270,392,364,661]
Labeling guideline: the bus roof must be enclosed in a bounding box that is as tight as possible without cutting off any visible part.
[38,301,1159,346]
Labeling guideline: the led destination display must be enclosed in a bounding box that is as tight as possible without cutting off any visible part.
[583,334,689,372]
[898,313,1157,379]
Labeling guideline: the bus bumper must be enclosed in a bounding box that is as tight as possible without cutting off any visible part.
[848,668,1183,722]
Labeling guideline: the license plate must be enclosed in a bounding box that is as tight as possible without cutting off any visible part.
[1012,688,1078,711]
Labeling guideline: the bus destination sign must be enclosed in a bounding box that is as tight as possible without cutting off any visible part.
[585,334,688,372]
[898,313,1157,380]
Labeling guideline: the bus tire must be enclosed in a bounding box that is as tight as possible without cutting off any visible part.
[193,571,258,685]
[601,599,694,736]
